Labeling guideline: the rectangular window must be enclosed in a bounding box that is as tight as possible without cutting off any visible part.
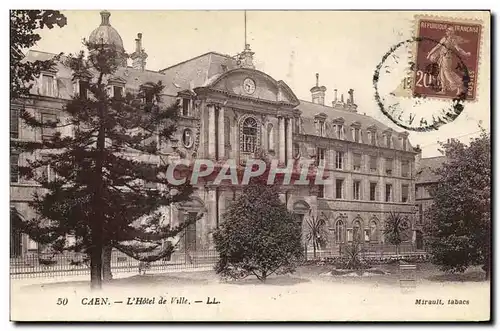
[316,148,326,166]
[317,185,324,198]
[79,80,89,99]
[10,154,19,183]
[402,184,409,203]
[42,74,55,97]
[385,184,392,202]
[347,229,353,242]
[10,108,19,139]
[369,155,377,172]
[353,181,361,200]
[401,160,410,177]
[418,204,423,224]
[335,151,344,169]
[385,158,393,175]
[182,98,190,116]
[41,156,55,183]
[370,182,377,201]
[335,179,343,199]
[353,153,362,171]
[41,113,56,141]
[402,137,407,151]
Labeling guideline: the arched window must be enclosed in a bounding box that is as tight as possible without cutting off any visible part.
[241,117,258,153]
[352,219,363,243]
[335,219,345,243]
[369,220,378,242]
[267,123,274,151]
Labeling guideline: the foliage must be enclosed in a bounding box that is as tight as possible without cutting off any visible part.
[10,10,67,99]
[304,212,328,259]
[13,41,197,288]
[424,132,491,278]
[383,212,410,256]
[337,241,370,270]
[213,180,303,282]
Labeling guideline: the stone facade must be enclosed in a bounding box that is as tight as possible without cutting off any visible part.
[10,11,422,257]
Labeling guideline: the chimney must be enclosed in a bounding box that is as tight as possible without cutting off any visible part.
[310,73,327,105]
[414,145,422,173]
[135,33,142,53]
[131,33,148,71]
[348,88,355,104]
[341,94,344,103]
[334,89,338,102]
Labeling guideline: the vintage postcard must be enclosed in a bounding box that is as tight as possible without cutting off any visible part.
[9,10,491,322]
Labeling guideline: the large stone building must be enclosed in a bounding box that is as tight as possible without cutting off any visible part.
[10,11,422,258]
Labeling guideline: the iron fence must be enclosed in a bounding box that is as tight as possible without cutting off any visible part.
[304,242,428,261]
[10,249,219,279]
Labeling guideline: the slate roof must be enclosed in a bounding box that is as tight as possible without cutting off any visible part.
[297,100,412,150]
[23,49,414,150]
[416,156,447,184]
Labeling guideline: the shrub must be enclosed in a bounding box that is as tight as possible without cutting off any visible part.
[213,182,303,282]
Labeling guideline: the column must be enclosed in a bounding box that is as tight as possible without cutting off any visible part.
[206,188,217,249]
[286,118,293,162]
[278,116,286,164]
[217,106,225,160]
[208,104,216,159]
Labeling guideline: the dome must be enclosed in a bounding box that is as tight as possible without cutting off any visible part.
[88,11,124,50]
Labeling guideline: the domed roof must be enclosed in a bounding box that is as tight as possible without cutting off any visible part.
[88,11,124,50]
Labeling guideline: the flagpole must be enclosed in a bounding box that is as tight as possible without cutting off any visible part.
[244,10,247,47]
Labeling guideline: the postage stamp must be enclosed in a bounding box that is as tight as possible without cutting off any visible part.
[412,15,482,101]
[372,15,484,132]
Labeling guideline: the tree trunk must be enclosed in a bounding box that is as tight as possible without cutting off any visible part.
[90,239,103,290]
[313,240,317,259]
[102,245,113,281]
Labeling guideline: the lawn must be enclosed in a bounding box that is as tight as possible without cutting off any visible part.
[11,262,490,322]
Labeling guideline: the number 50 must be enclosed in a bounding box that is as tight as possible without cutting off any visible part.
[57,298,68,305]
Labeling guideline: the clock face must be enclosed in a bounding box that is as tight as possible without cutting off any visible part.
[243,78,256,95]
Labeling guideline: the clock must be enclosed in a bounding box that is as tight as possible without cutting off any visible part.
[243,78,256,95]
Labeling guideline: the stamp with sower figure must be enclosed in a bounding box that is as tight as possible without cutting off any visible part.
[412,16,481,101]
[373,15,483,132]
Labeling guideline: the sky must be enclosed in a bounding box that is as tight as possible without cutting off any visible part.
[32,10,491,158]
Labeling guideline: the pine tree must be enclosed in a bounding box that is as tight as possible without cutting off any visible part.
[14,40,198,289]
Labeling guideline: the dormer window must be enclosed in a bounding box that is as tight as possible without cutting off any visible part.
[350,123,362,143]
[319,120,325,136]
[142,88,154,104]
[41,73,57,97]
[334,124,344,140]
[314,113,327,137]
[113,86,124,99]
[78,80,89,99]
[386,135,392,148]
[367,125,377,146]
[402,137,408,151]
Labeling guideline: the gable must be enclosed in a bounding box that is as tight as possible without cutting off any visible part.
[203,68,299,106]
